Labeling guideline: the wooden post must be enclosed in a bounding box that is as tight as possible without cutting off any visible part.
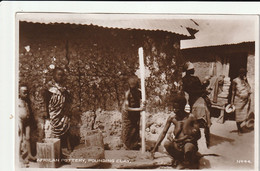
[138,47,146,154]
[226,57,230,77]
[209,62,214,77]
[223,56,227,76]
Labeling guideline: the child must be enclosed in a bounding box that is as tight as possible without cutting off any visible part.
[18,85,36,166]
[121,75,145,150]
[151,94,201,169]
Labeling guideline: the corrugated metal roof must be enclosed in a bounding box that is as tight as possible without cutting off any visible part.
[182,41,254,51]
[181,17,256,49]
[17,13,199,37]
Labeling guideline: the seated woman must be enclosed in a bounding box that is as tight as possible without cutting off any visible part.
[151,94,201,169]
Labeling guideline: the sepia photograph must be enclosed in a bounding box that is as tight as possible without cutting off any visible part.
[15,12,258,170]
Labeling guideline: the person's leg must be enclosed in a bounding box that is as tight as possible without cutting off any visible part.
[184,143,199,169]
[50,133,63,161]
[131,116,141,150]
[198,119,210,148]
[204,126,210,148]
[217,109,225,124]
[125,112,141,150]
[164,141,175,156]
[164,140,184,167]
[236,121,243,135]
[65,132,72,152]
[19,119,28,165]
[25,125,36,161]
[121,112,133,149]
[123,119,133,149]
[18,119,23,157]
[127,125,139,150]
[58,133,71,164]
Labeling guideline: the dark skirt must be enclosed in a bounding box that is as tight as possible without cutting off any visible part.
[121,111,140,150]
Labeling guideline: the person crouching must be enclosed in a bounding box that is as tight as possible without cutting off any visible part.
[151,94,201,169]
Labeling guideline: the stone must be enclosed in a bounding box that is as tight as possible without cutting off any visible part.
[83,130,104,149]
[70,145,105,168]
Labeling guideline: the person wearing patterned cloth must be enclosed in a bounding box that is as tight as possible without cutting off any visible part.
[121,75,145,150]
[43,67,72,154]
[231,68,251,135]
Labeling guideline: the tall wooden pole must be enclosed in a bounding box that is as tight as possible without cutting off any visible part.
[138,47,146,153]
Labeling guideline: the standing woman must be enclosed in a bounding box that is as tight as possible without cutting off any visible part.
[43,67,72,154]
[182,62,211,148]
[231,68,251,135]
[182,62,203,108]
[121,75,145,150]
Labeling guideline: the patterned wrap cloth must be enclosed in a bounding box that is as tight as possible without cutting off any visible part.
[192,97,211,128]
[47,80,71,138]
[233,77,251,122]
[121,89,141,150]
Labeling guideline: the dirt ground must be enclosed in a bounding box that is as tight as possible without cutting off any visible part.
[25,117,255,170]
[197,118,254,170]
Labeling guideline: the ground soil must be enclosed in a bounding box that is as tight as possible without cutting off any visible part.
[26,117,255,170]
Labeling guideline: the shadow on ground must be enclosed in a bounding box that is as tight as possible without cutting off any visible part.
[209,133,235,147]
[230,127,254,134]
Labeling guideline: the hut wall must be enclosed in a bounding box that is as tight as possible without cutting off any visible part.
[193,62,213,81]
[182,42,255,82]
[19,22,183,149]
[182,52,216,81]
[247,54,255,113]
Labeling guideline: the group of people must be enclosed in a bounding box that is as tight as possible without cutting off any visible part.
[121,62,252,169]
[19,62,252,169]
[120,62,212,169]
[19,67,72,166]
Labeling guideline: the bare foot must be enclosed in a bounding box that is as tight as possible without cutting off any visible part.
[150,152,155,160]
[23,158,29,165]
[171,159,179,168]
[176,162,186,170]
[206,142,210,148]
[27,155,37,162]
